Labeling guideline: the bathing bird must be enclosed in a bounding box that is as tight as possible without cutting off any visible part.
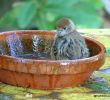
[51,18,90,60]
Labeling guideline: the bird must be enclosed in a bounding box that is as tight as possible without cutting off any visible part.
[51,18,90,60]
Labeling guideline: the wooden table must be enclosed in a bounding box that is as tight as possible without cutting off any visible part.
[0,29,110,100]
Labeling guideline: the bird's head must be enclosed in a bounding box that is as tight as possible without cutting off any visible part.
[56,18,76,37]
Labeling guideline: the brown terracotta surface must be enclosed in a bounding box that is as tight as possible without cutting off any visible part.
[0,30,105,89]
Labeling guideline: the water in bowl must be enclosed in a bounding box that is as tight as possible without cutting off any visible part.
[0,33,52,60]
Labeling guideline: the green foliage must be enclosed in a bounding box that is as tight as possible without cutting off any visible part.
[106,48,110,55]
[15,1,38,29]
[85,81,110,93]
[0,0,104,30]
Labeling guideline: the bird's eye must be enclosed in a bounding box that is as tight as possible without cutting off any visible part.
[64,27,66,30]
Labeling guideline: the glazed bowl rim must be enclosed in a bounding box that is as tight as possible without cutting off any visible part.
[0,30,105,63]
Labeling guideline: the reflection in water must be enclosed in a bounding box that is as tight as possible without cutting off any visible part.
[6,34,24,57]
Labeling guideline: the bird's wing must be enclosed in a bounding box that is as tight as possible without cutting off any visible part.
[51,38,59,59]
[64,38,82,59]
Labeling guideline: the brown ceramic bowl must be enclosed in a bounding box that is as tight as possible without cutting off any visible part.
[0,30,105,90]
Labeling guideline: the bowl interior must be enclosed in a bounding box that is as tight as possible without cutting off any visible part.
[0,31,101,60]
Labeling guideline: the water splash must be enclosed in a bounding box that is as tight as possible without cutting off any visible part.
[0,34,50,59]
[32,35,48,58]
[32,35,40,53]
[6,33,24,57]
[33,35,52,58]
[0,45,5,55]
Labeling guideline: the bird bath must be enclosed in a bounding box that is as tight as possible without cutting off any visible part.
[0,30,105,90]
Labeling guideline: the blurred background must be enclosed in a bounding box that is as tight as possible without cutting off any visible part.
[0,0,110,32]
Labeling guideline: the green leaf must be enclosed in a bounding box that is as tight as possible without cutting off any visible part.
[0,0,104,30]
[36,12,54,30]
[106,48,110,55]
[0,11,18,28]
[86,0,104,10]
[15,1,38,29]
[85,81,110,93]
[46,0,80,6]
[45,0,103,29]
[71,11,102,28]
